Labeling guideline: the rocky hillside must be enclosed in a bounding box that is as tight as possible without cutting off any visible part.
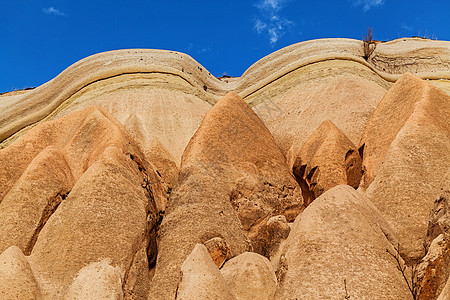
[0,38,449,299]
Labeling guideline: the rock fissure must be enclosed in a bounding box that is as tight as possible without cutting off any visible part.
[24,190,70,255]
[127,152,161,270]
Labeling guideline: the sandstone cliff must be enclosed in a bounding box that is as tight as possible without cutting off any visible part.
[0,38,449,299]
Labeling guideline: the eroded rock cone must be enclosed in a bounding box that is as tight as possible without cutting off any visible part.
[176,244,235,300]
[292,120,362,205]
[362,73,450,261]
[0,246,40,299]
[149,91,304,299]
[274,185,410,299]
[65,260,123,300]
[221,252,277,300]
[252,76,387,166]
[0,107,164,299]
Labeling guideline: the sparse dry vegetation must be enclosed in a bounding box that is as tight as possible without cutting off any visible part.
[363,28,376,60]
[386,245,419,299]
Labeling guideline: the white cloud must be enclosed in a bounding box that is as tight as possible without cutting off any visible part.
[257,0,285,12]
[254,0,294,45]
[401,24,413,31]
[198,47,210,54]
[43,7,66,16]
[254,19,267,34]
[353,0,384,11]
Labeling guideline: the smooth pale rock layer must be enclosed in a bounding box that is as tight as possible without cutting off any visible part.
[364,73,450,262]
[274,185,410,299]
[149,92,303,299]
[65,260,123,300]
[369,38,450,75]
[221,252,277,300]
[250,75,387,162]
[292,120,362,204]
[0,246,40,299]
[240,38,450,97]
[0,49,226,144]
[176,244,235,300]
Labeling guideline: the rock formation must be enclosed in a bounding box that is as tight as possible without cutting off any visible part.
[176,244,234,300]
[221,252,277,300]
[363,73,450,262]
[65,260,123,300]
[0,246,40,299]
[149,91,303,299]
[273,185,410,299]
[292,120,362,204]
[0,37,449,299]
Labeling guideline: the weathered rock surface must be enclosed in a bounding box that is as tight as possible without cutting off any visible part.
[65,260,123,300]
[176,244,235,300]
[418,178,450,300]
[0,107,164,299]
[28,147,156,299]
[221,252,277,300]
[0,246,40,299]
[204,237,231,268]
[0,108,164,264]
[149,91,303,299]
[251,215,291,258]
[438,276,450,300]
[274,185,410,299]
[426,176,450,247]
[0,38,449,299]
[364,73,450,261]
[292,120,362,204]
[0,147,73,254]
[417,234,450,300]
[251,76,387,164]
[181,91,303,242]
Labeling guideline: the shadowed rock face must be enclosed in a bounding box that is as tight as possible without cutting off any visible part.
[0,39,449,299]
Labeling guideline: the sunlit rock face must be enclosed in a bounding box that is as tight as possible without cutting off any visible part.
[0,37,449,299]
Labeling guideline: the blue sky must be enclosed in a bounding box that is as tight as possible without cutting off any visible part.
[1,0,449,92]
